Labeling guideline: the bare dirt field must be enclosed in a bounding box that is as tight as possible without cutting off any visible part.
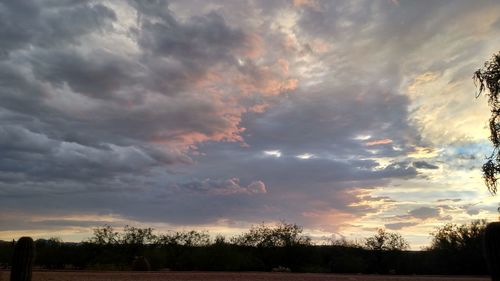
[0,271,490,281]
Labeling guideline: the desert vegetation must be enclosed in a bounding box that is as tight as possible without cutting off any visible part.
[0,221,491,275]
[475,51,500,281]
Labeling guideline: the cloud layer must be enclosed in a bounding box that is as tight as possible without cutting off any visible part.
[1,0,500,248]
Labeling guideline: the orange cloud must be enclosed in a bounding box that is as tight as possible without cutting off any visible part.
[366,139,393,146]
[240,33,265,58]
[302,209,358,232]
[248,103,270,113]
[147,35,298,150]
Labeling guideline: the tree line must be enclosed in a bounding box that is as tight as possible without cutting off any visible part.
[0,220,490,275]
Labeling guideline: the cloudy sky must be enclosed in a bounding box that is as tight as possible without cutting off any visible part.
[1,0,500,249]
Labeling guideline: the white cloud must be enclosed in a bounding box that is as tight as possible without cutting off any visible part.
[264,150,282,157]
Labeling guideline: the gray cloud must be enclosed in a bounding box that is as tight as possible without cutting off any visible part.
[412,161,439,170]
[0,125,189,187]
[241,83,420,159]
[30,49,138,100]
[0,0,255,186]
[0,0,279,231]
[0,1,116,56]
[171,178,266,196]
[0,218,108,232]
[385,222,418,230]
[1,0,498,243]
[136,11,245,65]
[436,198,462,203]
[408,207,441,220]
[0,0,422,231]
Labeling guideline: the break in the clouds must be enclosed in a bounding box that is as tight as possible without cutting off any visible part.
[1,0,500,248]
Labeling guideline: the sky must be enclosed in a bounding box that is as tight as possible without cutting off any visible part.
[1,0,500,249]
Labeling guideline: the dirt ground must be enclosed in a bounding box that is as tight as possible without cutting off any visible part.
[0,271,490,281]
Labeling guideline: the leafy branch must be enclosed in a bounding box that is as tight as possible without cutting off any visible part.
[474,52,500,195]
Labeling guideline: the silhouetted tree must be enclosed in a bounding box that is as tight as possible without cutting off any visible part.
[365,229,409,251]
[474,52,500,195]
[4,221,498,274]
[428,220,487,274]
[88,225,119,245]
[214,234,227,245]
[121,225,156,258]
[230,222,312,271]
[231,222,311,247]
[121,225,156,246]
[475,52,500,281]
[155,230,210,246]
[429,220,487,251]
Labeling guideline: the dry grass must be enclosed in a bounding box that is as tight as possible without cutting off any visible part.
[0,271,490,281]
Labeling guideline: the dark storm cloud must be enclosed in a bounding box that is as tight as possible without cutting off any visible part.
[30,49,138,100]
[0,125,53,155]
[0,0,116,55]
[129,0,252,100]
[0,61,49,114]
[0,124,191,189]
[0,0,253,196]
[136,11,245,64]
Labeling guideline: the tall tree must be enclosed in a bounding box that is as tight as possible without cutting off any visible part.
[474,52,500,195]
[476,52,500,281]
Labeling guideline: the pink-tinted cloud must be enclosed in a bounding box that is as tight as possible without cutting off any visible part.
[366,139,393,146]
